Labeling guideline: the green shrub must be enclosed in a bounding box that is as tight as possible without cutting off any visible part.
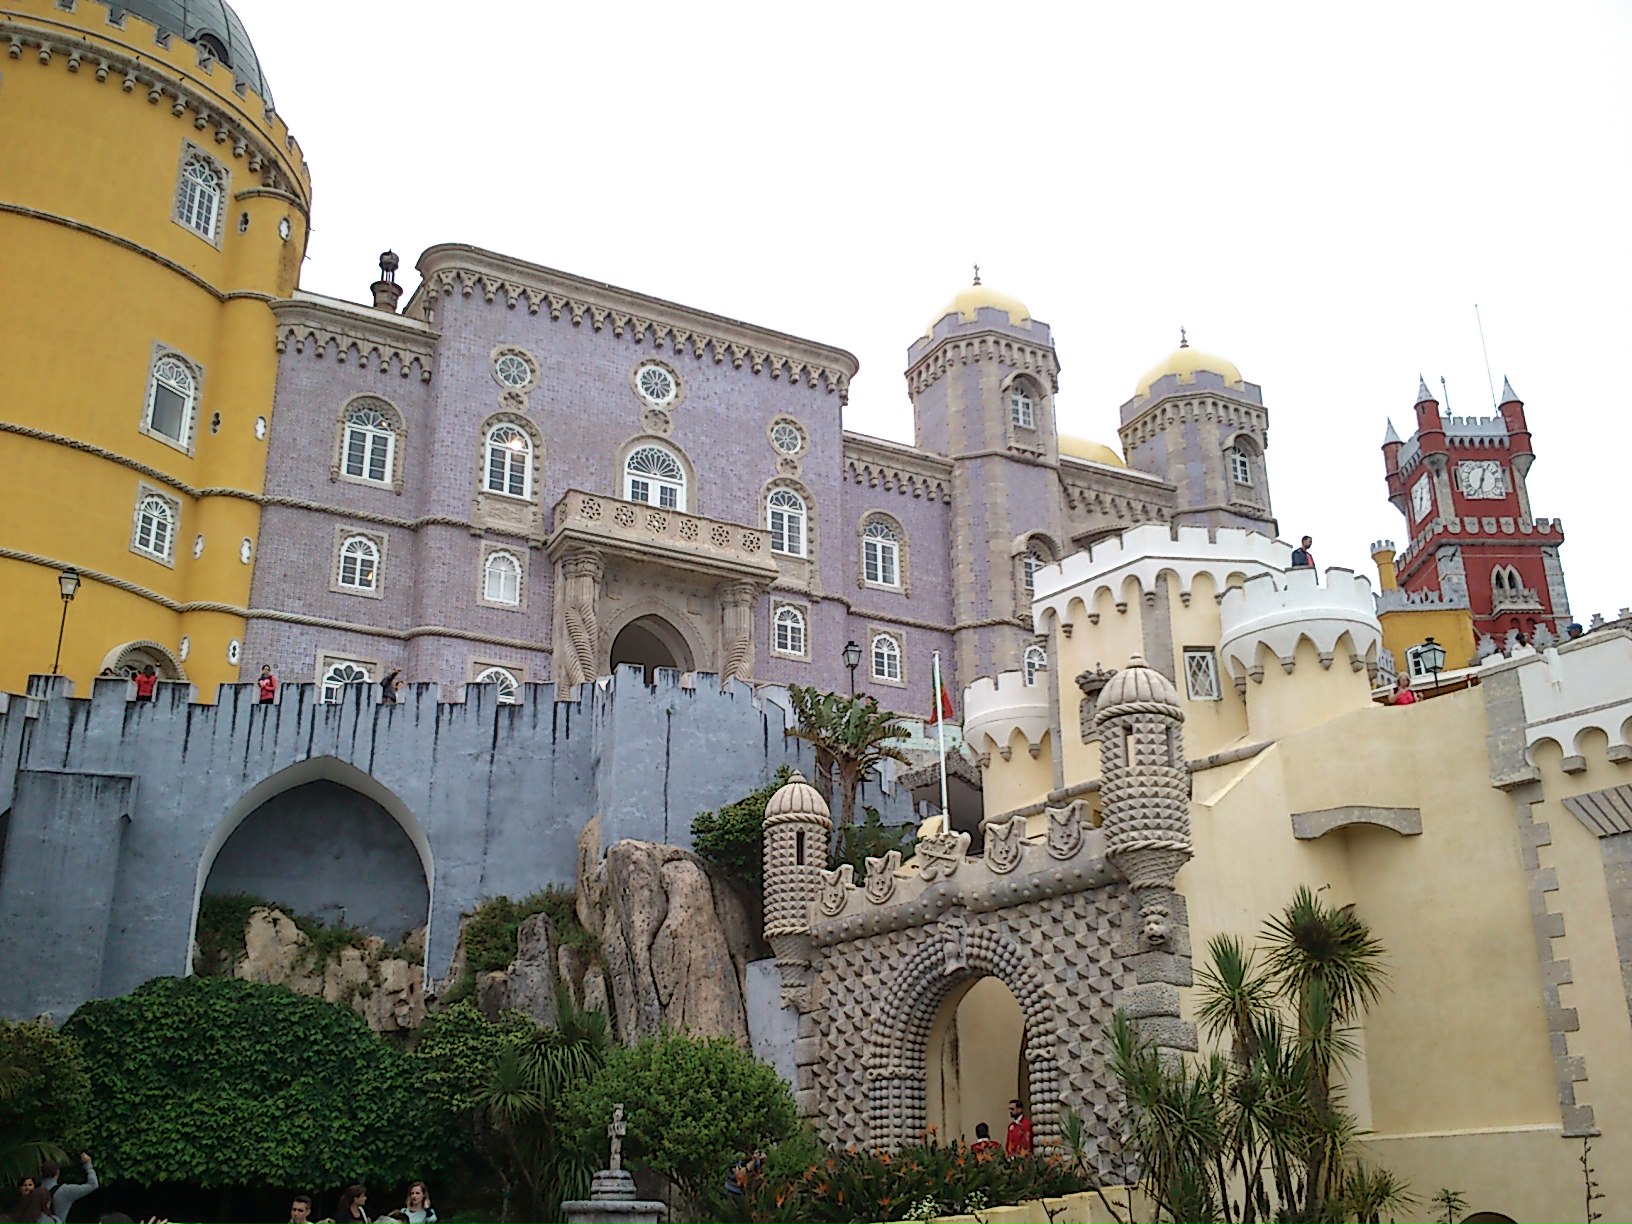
[692,766,793,889]
[443,888,593,1004]
[0,1020,91,1184]
[832,804,916,878]
[193,892,401,976]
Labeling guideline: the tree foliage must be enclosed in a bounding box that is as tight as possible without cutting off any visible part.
[1111,888,1406,1224]
[64,976,454,1189]
[692,766,794,889]
[443,888,592,1004]
[784,686,912,833]
[0,1020,90,1185]
[563,1031,798,1207]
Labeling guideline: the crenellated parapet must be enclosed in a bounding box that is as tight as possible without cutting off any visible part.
[1033,522,1288,629]
[1219,567,1381,684]
[1396,514,1565,573]
[1482,628,1632,782]
[962,670,1051,760]
[1375,586,1470,612]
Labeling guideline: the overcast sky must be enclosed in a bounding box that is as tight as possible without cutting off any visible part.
[235,0,1631,625]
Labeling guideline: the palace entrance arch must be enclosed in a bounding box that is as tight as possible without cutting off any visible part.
[609,613,694,679]
[925,976,1027,1144]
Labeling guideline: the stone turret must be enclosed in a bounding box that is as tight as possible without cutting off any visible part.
[762,771,832,1008]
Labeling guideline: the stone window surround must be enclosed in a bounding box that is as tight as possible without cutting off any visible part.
[619,434,695,513]
[630,358,685,410]
[316,651,380,703]
[468,657,528,702]
[1002,371,1046,444]
[479,543,528,612]
[476,411,544,504]
[768,414,809,458]
[330,525,387,599]
[490,344,540,393]
[1222,430,1262,493]
[139,343,203,456]
[771,601,811,661]
[858,512,910,597]
[332,394,407,494]
[129,482,180,568]
[1182,647,1222,702]
[764,478,816,564]
[869,626,906,687]
[1024,644,1047,686]
[171,140,229,248]
[1013,532,1057,607]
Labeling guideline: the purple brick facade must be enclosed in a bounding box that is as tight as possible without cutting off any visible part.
[245,252,1267,716]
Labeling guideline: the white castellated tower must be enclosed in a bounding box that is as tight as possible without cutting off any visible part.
[762,771,832,1007]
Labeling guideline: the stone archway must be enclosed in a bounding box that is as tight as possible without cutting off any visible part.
[865,914,1062,1150]
[605,608,699,679]
[101,639,186,680]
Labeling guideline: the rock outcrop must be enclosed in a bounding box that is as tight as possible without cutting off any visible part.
[571,816,763,1044]
[230,907,426,1032]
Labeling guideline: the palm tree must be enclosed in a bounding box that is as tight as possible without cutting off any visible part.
[784,686,912,834]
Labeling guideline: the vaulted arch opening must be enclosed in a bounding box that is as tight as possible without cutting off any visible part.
[609,614,694,680]
[925,976,1027,1145]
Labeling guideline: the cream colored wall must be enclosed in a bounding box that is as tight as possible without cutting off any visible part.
[978,729,1054,817]
[1238,636,1374,743]
[1165,572,1251,759]
[925,976,1025,1144]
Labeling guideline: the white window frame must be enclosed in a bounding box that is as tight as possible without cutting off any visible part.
[485,423,533,499]
[142,351,199,451]
[1024,644,1047,686]
[633,362,680,408]
[770,419,805,456]
[335,533,382,595]
[1022,548,1048,595]
[341,401,397,486]
[1183,648,1222,701]
[320,658,373,704]
[1010,388,1035,429]
[473,665,522,704]
[131,489,178,564]
[870,631,903,684]
[491,348,537,392]
[483,549,523,606]
[768,488,808,557]
[772,605,808,658]
[862,519,901,589]
[624,445,687,511]
[1229,447,1253,486]
[174,147,225,245]
[1404,644,1438,678]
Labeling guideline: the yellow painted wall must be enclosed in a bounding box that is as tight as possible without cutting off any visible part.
[978,729,1054,817]
[1380,605,1479,674]
[0,0,308,698]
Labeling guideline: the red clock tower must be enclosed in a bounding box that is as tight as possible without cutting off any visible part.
[1382,376,1571,643]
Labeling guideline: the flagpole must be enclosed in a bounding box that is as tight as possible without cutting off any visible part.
[933,651,951,836]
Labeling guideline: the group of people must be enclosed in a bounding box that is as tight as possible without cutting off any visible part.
[95,664,407,707]
[290,1182,435,1224]
[969,1099,1034,1158]
[2,1155,99,1224]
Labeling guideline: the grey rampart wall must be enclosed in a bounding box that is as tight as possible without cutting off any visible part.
[0,666,913,1022]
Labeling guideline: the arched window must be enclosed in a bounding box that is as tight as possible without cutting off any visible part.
[768,488,807,557]
[1024,645,1047,686]
[871,632,902,682]
[1010,387,1035,429]
[485,423,532,499]
[1492,567,1508,592]
[1229,446,1253,486]
[337,535,380,591]
[624,445,686,510]
[176,153,223,240]
[862,519,900,588]
[342,400,396,485]
[145,354,197,445]
[484,550,522,605]
[774,605,806,656]
[320,660,371,703]
[1022,547,1049,595]
[133,494,176,561]
[474,665,521,704]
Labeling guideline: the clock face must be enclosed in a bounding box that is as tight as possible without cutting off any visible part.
[1458,460,1505,499]
[1411,477,1433,521]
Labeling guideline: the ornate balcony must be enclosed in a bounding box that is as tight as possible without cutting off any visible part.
[1492,586,1544,614]
[547,489,781,583]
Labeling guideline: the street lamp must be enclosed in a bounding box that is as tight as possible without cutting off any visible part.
[842,640,862,695]
[51,566,81,676]
[1420,634,1446,691]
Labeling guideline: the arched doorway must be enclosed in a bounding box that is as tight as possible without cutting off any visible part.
[926,976,1026,1145]
[101,640,185,679]
[192,758,433,967]
[609,614,694,680]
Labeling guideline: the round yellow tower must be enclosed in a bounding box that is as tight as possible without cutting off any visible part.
[0,0,309,697]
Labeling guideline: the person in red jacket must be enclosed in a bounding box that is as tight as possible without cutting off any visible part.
[257,664,278,704]
[132,665,158,702]
[1005,1098,1032,1157]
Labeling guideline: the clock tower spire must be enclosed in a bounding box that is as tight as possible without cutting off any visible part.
[1382,374,1570,650]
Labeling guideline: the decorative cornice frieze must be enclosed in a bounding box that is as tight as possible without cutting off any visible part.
[905,332,1061,396]
[0,11,307,197]
[842,433,953,503]
[271,294,437,381]
[410,245,857,404]
[1118,398,1266,450]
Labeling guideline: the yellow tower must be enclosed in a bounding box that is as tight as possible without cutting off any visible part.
[0,0,308,697]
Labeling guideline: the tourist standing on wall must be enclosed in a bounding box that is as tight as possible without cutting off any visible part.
[380,669,402,704]
[258,664,278,704]
[1391,674,1417,705]
[132,666,158,703]
[1004,1099,1033,1156]
[1290,535,1316,570]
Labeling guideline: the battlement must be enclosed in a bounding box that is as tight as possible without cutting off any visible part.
[962,670,1051,758]
[1219,567,1380,680]
[1481,629,1632,774]
[1442,414,1509,440]
[1371,539,1397,555]
[2,0,310,195]
[1397,515,1565,572]
[1376,586,1469,612]
[1034,523,1288,626]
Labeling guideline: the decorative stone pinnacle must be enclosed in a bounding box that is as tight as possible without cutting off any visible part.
[972,263,981,286]
[1179,327,1188,348]
[608,1103,626,1172]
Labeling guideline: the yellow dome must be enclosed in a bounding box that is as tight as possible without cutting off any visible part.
[926,283,1031,334]
[1058,434,1126,467]
[1134,339,1243,397]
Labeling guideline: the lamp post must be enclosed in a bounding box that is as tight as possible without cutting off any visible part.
[1420,634,1446,692]
[842,640,862,696]
[50,566,81,676]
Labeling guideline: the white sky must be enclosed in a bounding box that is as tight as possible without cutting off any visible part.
[236,0,1631,624]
